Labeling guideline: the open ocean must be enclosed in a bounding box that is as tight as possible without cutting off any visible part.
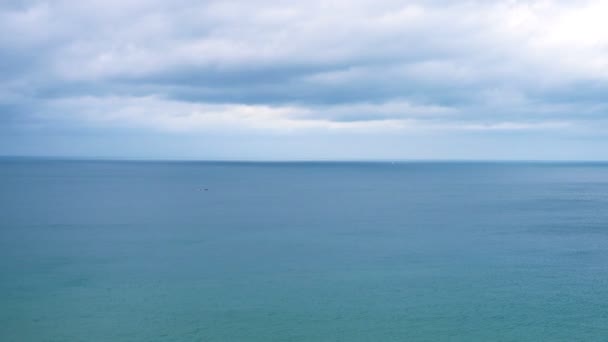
[2,160,608,341]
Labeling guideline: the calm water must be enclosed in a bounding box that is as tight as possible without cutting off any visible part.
[2,160,608,341]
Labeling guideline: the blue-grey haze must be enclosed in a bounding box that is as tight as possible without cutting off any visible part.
[2,160,608,341]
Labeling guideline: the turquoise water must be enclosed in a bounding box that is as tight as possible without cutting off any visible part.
[2,160,608,341]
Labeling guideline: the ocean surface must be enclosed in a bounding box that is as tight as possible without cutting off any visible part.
[2,160,608,341]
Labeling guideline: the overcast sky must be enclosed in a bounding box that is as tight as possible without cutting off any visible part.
[1,0,607,160]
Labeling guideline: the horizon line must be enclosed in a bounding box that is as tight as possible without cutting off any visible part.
[1,155,608,164]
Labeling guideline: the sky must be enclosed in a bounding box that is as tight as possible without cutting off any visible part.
[1,0,608,160]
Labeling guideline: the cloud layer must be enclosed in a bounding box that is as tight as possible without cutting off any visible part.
[2,0,608,159]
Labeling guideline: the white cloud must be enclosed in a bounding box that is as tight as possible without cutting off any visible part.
[44,96,413,133]
[33,0,606,83]
[42,95,571,135]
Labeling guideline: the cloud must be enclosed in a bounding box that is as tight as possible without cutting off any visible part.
[39,95,570,135]
[41,95,430,133]
[1,0,608,158]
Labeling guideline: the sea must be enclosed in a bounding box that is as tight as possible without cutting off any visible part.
[1,160,608,341]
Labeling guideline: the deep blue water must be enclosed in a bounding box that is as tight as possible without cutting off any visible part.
[2,160,608,341]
